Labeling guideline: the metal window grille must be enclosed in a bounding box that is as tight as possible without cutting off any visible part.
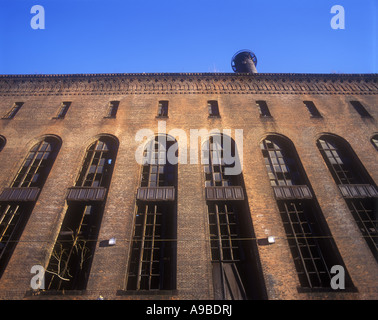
[278,201,332,288]
[318,136,378,262]
[76,139,113,188]
[128,136,177,291]
[0,204,24,272]
[140,138,175,187]
[208,202,241,264]
[2,102,23,119]
[317,138,355,185]
[260,138,294,186]
[127,203,175,290]
[46,137,117,290]
[262,136,350,289]
[11,140,54,188]
[347,199,378,256]
[203,136,236,187]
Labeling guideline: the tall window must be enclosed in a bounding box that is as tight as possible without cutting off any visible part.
[317,134,377,261]
[2,102,23,119]
[0,136,61,277]
[45,135,118,290]
[127,135,177,291]
[261,135,353,290]
[204,134,266,300]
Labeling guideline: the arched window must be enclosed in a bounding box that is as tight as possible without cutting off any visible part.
[0,136,61,277]
[127,135,177,291]
[261,135,353,289]
[45,135,118,290]
[371,134,378,151]
[317,134,378,261]
[203,134,266,300]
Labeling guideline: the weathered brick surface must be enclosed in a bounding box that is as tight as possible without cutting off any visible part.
[0,73,377,300]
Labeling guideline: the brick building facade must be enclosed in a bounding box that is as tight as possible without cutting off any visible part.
[0,71,377,300]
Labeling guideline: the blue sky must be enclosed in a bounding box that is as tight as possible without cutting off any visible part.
[0,0,377,74]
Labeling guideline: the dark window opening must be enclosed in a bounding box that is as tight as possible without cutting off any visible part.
[350,101,372,118]
[156,101,168,118]
[303,101,322,118]
[204,134,267,300]
[317,135,378,261]
[208,101,220,118]
[0,136,5,152]
[53,102,71,119]
[2,102,23,120]
[262,135,353,290]
[0,137,61,278]
[256,100,272,117]
[104,101,119,118]
[127,135,177,291]
[45,136,118,291]
[44,204,103,291]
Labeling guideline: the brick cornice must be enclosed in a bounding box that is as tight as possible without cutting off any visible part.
[0,73,377,96]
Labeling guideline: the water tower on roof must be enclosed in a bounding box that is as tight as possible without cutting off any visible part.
[231,50,258,73]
